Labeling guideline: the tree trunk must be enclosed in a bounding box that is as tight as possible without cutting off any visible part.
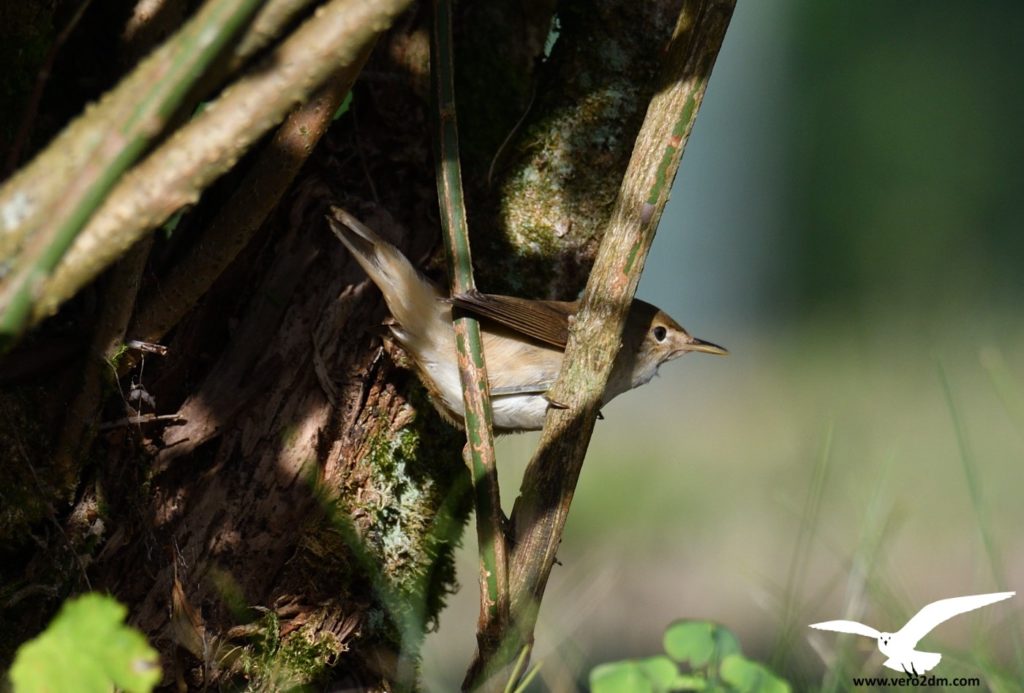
[0,0,686,688]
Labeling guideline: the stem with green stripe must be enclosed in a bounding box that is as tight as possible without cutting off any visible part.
[0,0,265,351]
[430,0,511,677]
[467,0,736,685]
[2,0,412,344]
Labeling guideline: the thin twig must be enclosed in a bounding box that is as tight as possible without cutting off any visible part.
[430,0,511,684]
[486,84,537,190]
[128,49,372,345]
[125,340,169,355]
[99,413,186,430]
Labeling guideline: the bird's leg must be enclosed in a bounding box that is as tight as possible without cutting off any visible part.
[543,393,569,409]
[543,394,604,419]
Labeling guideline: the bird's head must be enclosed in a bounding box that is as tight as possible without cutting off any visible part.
[621,300,728,389]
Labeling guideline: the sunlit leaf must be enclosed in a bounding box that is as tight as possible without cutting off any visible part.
[664,620,740,667]
[10,593,161,693]
[590,661,655,693]
[332,91,353,121]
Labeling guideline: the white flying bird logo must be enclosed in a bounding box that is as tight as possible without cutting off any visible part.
[809,591,1015,674]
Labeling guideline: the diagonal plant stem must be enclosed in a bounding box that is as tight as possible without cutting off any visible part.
[127,49,372,347]
[0,0,412,346]
[0,0,266,351]
[467,0,736,685]
[430,0,511,679]
[0,0,319,265]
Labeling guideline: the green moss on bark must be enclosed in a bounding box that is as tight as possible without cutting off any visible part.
[476,0,683,299]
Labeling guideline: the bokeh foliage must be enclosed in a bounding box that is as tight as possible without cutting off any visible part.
[784,1,1024,318]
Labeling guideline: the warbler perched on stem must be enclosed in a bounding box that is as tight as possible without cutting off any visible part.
[327,207,726,432]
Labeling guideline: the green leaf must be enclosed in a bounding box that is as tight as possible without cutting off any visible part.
[9,593,161,693]
[663,621,740,668]
[590,661,655,693]
[591,656,691,692]
[719,654,791,693]
[161,209,185,238]
[673,673,709,690]
[332,91,353,121]
[636,656,681,689]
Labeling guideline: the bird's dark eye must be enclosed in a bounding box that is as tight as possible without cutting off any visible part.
[653,325,668,342]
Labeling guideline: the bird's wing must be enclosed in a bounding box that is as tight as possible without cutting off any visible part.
[451,290,573,350]
[808,620,880,639]
[896,592,1015,648]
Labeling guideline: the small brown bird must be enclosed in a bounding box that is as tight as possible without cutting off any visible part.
[328,207,726,432]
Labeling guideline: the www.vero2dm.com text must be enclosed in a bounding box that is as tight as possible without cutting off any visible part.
[852,674,982,687]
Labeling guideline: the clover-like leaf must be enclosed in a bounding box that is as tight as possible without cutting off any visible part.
[590,661,655,693]
[10,593,161,693]
[664,620,740,668]
[590,656,684,693]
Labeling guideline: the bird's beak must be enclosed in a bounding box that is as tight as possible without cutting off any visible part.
[683,336,728,356]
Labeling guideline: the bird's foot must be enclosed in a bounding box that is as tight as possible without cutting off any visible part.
[543,394,569,409]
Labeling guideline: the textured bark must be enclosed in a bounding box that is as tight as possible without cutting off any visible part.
[0,0,707,688]
[474,0,685,300]
[93,196,472,689]
[0,3,531,689]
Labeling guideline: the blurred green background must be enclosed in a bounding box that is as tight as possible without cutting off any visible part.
[425,1,1024,688]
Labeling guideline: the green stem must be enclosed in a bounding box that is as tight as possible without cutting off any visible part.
[127,49,372,347]
[430,0,511,683]
[0,0,412,346]
[470,0,736,682]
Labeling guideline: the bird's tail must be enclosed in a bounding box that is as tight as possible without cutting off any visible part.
[327,207,444,342]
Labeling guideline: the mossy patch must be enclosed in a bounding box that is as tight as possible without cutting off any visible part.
[287,387,470,681]
[355,394,470,634]
[238,609,345,691]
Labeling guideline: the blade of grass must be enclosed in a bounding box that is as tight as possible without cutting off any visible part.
[980,347,1024,440]
[503,646,531,693]
[819,451,897,693]
[939,363,1005,590]
[772,422,833,671]
[938,362,1024,675]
